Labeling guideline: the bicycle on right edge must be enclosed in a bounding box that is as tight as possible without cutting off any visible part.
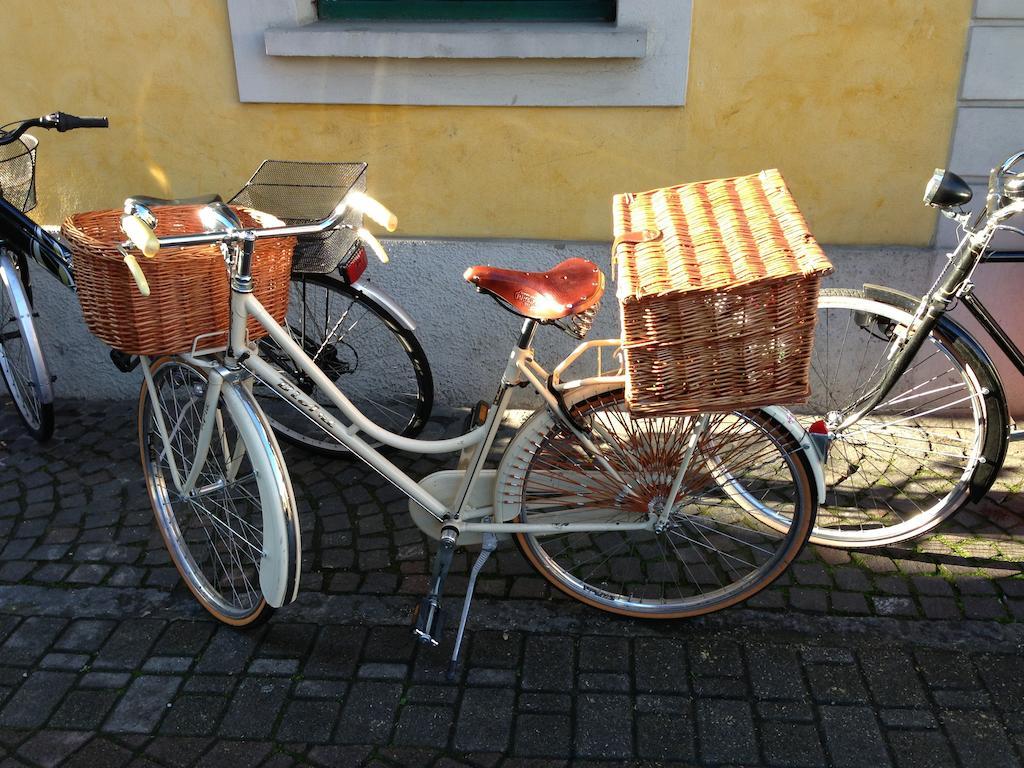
[104,192,823,671]
[798,150,1024,547]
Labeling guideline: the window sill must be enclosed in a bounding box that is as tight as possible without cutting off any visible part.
[227,0,691,106]
[264,20,647,59]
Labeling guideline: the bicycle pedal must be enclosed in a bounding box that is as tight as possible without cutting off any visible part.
[411,597,445,646]
[465,400,489,431]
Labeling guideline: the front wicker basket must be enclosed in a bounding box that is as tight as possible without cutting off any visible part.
[612,169,833,415]
[63,205,294,356]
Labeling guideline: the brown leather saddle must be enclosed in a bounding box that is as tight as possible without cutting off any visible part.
[463,257,605,321]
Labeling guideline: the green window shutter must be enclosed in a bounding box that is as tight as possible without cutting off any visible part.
[318,1,617,22]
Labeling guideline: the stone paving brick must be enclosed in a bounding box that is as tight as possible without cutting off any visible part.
[963,595,1008,620]
[634,638,687,694]
[520,637,573,692]
[920,596,961,620]
[819,705,891,768]
[14,730,91,768]
[941,709,1020,768]
[304,626,366,679]
[194,627,262,675]
[807,662,871,704]
[873,596,918,617]
[80,672,131,690]
[50,690,121,730]
[761,720,827,768]
[831,591,872,614]
[103,675,182,734]
[513,713,571,758]
[142,737,214,768]
[578,636,629,673]
[697,699,757,765]
[335,682,403,745]
[92,620,164,671]
[218,677,290,739]
[575,693,633,760]
[517,693,571,713]
[758,700,815,722]
[54,619,116,653]
[0,671,76,728]
[453,688,514,753]
[689,638,743,679]
[747,644,807,701]
[59,735,134,768]
[888,729,958,768]
[277,699,342,744]
[294,679,347,700]
[914,650,980,689]
[636,710,696,762]
[0,618,66,666]
[860,649,928,708]
[159,695,226,737]
[393,705,455,749]
[151,622,216,657]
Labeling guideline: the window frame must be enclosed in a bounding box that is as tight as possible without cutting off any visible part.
[226,0,692,107]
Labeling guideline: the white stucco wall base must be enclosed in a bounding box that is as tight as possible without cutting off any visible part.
[16,241,949,411]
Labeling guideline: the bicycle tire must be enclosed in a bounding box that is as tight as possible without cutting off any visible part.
[138,357,300,627]
[796,288,987,547]
[255,273,432,455]
[496,385,815,619]
[0,248,53,440]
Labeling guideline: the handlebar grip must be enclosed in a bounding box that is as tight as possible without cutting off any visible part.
[121,214,160,258]
[56,112,109,132]
[347,191,398,232]
[121,251,151,297]
[358,227,390,264]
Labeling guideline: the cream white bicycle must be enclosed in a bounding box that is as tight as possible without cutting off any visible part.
[120,193,823,661]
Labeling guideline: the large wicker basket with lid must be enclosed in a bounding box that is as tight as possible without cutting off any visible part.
[612,169,833,415]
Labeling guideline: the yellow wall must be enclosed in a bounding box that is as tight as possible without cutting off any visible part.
[5,1,970,244]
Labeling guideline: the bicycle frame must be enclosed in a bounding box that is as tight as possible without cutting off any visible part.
[0,195,75,291]
[140,256,653,537]
[834,195,1024,430]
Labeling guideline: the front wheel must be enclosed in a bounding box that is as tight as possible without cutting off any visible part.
[496,387,815,619]
[138,357,300,626]
[797,289,989,547]
[0,249,53,440]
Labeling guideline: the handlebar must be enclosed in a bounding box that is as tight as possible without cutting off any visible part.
[118,189,398,296]
[0,112,108,146]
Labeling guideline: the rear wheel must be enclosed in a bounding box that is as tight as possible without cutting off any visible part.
[0,248,53,440]
[255,273,432,455]
[497,387,815,618]
[139,357,299,626]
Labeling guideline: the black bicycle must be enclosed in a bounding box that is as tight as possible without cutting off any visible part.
[0,116,432,450]
[798,151,1024,547]
[0,111,107,439]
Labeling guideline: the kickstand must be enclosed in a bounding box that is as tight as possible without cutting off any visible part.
[447,531,498,681]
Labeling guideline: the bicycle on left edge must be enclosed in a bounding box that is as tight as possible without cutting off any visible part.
[0,111,108,440]
[0,118,435,449]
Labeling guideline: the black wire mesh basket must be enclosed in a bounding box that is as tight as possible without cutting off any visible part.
[228,160,367,273]
[0,134,37,213]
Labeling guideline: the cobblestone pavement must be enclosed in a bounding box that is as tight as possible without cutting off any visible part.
[1,397,1024,767]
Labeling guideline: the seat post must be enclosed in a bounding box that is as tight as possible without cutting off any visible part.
[517,318,538,349]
